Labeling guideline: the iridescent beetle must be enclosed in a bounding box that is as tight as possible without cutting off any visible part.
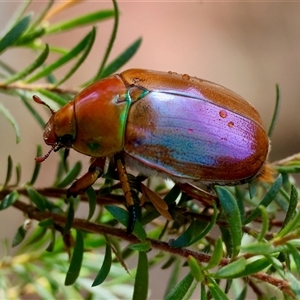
[34,69,271,232]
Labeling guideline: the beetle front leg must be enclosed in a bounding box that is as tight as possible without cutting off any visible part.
[67,157,106,197]
[115,155,138,234]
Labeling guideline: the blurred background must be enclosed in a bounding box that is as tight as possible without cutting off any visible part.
[0,0,300,297]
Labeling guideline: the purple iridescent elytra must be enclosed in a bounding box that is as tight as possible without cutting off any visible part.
[122,69,269,185]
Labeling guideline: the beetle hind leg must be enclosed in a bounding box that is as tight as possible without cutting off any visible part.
[115,155,141,234]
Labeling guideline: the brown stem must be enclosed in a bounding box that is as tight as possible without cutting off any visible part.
[0,82,78,95]
[9,198,294,298]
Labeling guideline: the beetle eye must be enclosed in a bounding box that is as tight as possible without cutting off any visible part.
[59,134,74,147]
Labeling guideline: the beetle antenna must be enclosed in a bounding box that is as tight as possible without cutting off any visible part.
[35,146,55,163]
[33,95,55,115]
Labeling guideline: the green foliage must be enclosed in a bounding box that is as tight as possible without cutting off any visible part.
[1,1,300,299]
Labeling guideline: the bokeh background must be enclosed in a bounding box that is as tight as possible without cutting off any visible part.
[0,1,300,298]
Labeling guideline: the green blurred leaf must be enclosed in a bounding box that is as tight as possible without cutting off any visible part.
[92,242,112,286]
[38,218,54,228]
[282,185,298,229]
[169,220,197,248]
[257,205,269,242]
[37,89,70,107]
[188,255,204,282]
[15,162,21,186]
[266,255,285,277]
[46,228,56,252]
[243,174,282,225]
[241,242,274,255]
[285,271,300,296]
[29,0,54,29]
[287,243,300,276]
[56,161,82,188]
[215,258,246,279]
[164,258,181,298]
[0,190,19,210]
[216,187,242,257]
[65,230,84,285]
[129,242,151,252]
[26,187,47,212]
[99,37,142,79]
[132,251,149,300]
[91,0,119,84]
[248,180,257,199]
[20,94,45,128]
[4,44,49,84]
[268,84,280,138]
[105,205,146,241]
[276,209,300,238]
[26,29,95,83]
[55,27,96,86]
[205,237,223,270]
[12,224,27,247]
[236,286,247,300]
[201,284,207,300]
[15,26,46,46]
[85,186,96,221]
[189,204,218,245]
[0,103,21,143]
[0,14,31,54]
[207,277,230,300]
[165,272,194,300]
[164,184,182,205]
[29,145,42,185]
[239,257,271,277]
[47,10,115,34]
[64,199,75,234]
[3,155,13,188]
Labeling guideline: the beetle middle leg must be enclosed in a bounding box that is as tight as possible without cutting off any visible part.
[67,157,106,198]
[115,154,140,234]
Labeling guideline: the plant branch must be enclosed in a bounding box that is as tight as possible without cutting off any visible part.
[0,82,78,95]
[9,197,295,298]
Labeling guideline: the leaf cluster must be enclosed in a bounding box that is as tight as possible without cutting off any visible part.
[1,1,300,300]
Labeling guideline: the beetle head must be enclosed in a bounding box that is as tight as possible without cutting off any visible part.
[33,96,76,162]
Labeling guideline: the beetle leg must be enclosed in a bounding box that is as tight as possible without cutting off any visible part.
[67,157,106,197]
[115,155,139,234]
[177,182,219,207]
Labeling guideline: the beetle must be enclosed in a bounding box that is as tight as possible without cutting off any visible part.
[34,69,271,233]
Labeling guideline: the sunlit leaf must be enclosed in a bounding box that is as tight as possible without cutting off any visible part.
[47,10,114,34]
